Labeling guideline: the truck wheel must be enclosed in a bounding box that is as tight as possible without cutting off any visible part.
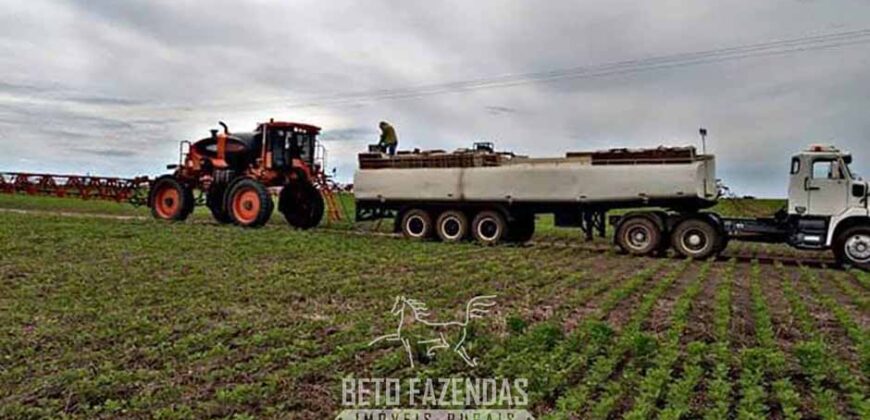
[834,227,870,270]
[472,210,507,246]
[436,210,468,243]
[615,216,662,256]
[226,179,273,228]
[507,214,535,244]
[400,209,433,240]
[149,176,194,221]
[206,184,232,224]
[279,181,324,229]
[671,218,720,260]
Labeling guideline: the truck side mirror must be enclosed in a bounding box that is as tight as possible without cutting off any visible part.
[853,183,868,198]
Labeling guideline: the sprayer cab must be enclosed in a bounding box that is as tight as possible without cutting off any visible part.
[184,121,321,176]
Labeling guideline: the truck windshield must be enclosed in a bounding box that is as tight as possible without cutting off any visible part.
[843,159,855,179]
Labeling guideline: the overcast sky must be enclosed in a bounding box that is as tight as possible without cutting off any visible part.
[1,0,868,197]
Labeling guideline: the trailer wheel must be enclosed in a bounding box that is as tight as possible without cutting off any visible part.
[671,218,720,260]
[279,181,324,229]
[206,184,232,224]
[834,226,870,270]
[507,214,536,244]
[615,216,662,256]
[149,176,193,221]
[226,179,273,228]
[472,210,507,246]
[401,209,433,240]
[436,210,468,243]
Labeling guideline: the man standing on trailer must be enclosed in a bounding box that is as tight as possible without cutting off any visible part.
[378,121,398,156]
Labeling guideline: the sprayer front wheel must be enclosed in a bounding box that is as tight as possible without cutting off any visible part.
[206,184,232,224]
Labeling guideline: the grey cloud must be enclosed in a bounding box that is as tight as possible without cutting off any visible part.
[485,106,518,115]
[70,148,140,158]
[320,127,374,142]
[64,96,149,106]
[0,81,51,95]
[1,0,869,198]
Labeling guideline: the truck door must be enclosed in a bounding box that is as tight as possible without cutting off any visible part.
[806,157,849,216]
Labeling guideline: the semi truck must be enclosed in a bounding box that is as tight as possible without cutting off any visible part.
[353,140,870,270]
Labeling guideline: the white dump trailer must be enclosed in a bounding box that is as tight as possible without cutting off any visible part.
[354,150,716,206]
[354,142,870,270]
[354,145,718,245]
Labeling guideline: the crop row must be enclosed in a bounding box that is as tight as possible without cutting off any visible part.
[622,261,713,419]
[832,271,869,311]
[800,267,869,379]
[782,266,869,418]
[548,259,692,417]
[703,259,736,420]
[737,262,800,419]
[481,260,676,410]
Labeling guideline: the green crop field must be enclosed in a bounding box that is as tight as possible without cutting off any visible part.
[0,193,867,419]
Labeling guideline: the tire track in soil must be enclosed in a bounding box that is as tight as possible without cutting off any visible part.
[681,262,728,345]
[380,245,602,340]
[687,259,737,419]
[492,247,608,325]
[641,261,705,336]
[605,262,710,419]
[607,260,701,333]
[548,261,691,418]
[729,260,758,350]
[562,259,674,331]
[780,264,864,418]
[789,265,864,373]
[549,255,653,323]
[776,267,845,417]
[303,247,585,409]
[525,252,638,324]
[818,268,870,330]
[655,263,723,419]
[758,263,805,354]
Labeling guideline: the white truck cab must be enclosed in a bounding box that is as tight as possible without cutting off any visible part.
[786,145,869,266]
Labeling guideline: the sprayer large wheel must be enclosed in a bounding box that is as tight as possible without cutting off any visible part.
[206,184,232,224]
[149,176,193,221]
[279,181,324,229]
[226,179,273,228]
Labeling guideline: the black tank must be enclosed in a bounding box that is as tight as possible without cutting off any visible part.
[192,132,262,169]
